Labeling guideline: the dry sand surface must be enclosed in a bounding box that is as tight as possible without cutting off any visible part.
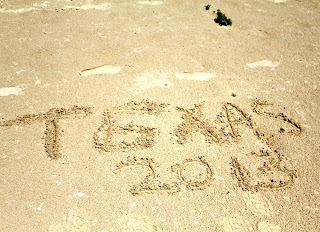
[0,0,320,231]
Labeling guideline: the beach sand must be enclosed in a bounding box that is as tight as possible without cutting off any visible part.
[0,0,319,231]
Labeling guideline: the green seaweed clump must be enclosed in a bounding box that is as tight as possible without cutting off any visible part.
[214,9,232,26]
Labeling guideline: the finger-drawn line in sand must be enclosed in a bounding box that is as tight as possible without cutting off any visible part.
[114,156,215,195]
[94,100,168,152]
[251,99,302,135]
[113,156,156,195]
[44,119,61,160]
[174,102,267,145]
[174,103,223,144]
[79,65,121,77]
[114,156,180,195]
[94,116,157,152]
[0,106,92,160]
[216,102,271,145]
[171,157,214,190]
[220,103,257,139]
[94,99,299,151]
[114,100,169,115]
[230,149,297,192]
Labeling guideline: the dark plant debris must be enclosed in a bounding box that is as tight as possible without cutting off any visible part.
[214,9,232,26]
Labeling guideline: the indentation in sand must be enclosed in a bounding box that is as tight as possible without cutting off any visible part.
[0,3,110,13]
[247,60,280,68]
[0,7,38,13]
[243,192,274,217]
[67,192,88,199]
[110,213,167,231]
[26,201,44,211]
[138,1,164,5]
[128,70,173,94]
[49,208,95,232]
[258,221,281,232]
[175,72,215,81]
[79,65,122,77]
[217,213,255,232]
[0,87,23,96]
[271,0,287,3]
[62,3,111,11]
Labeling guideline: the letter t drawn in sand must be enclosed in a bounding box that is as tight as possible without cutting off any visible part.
[0,106,92,160]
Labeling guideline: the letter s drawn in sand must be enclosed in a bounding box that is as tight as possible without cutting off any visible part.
[251,99,302,136]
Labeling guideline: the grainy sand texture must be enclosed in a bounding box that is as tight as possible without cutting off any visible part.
[0,0,319,231]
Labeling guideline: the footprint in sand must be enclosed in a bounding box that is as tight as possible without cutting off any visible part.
[79,65,122,77]
[243,192,274,217]
[128,70,173,94]
[175,72,216,81]
[258,220,282,232]
[49,208,96,232]
[247,60,280,69]
[110,212,167,232]
[217,213,255,232]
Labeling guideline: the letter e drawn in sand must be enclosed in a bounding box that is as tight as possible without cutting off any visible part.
[0,106,92,160]
[230,149,297,192]
[94,100,169,152]
[171,157,214,190]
